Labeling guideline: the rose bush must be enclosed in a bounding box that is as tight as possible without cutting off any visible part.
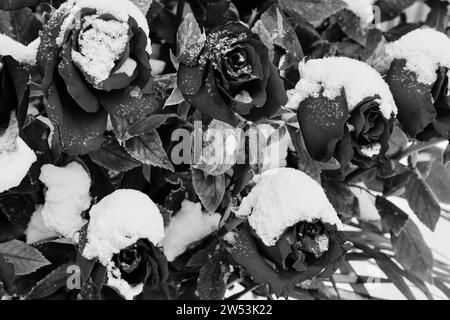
[177,21,287,126]
[37,0,154,155]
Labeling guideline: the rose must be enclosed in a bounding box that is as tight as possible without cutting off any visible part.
[37,0,153,155]
[104,239,168,300]
[228,168,349,296]
[288,57,396,169]
[384,29,450,141]
[177,22,287,126]
[82,189,167,300]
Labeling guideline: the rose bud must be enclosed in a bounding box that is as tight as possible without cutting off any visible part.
[229,168,349,297]
[82,189,168,300]
[37,0,154,155]
[177,22,288,126]
[384,29,450,140]
[287,57,397,169]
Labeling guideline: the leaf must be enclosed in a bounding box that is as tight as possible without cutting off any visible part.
[0,240,50,276]
[375,196,409,236]
[165,86,185,107]
[287,125,321,182]
[391,220,434,283]
[405,172,441,231]
[0,254,14,293]
[89,136,141,172]
[335,8,368,46]
[424,157,450,205]
[124,131,174,172]
[25,263,72,300]
[387,123,409,157]
[260,4,304,69]
[279,0,347,27]
[321,173,359,219]
[375,0,418,22]
[124,113,179,140]
[0,0,39,10]
[192,168,226,213]
[425,0,448,32]
[196,247,229,300]
[177,13,204,56]
[0,194,34,231]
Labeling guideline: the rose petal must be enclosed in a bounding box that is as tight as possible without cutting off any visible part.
[184,68,239,126]
[243,64,286,122]
[58,43,102,113]
[298,88,349,161]
[46,80,107,155]
[385,59,437,138]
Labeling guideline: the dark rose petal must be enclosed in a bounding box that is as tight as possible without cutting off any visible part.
[129,21,152,89]
[433,67,450,111]
[385,58,437,138]
[243,64,286,122]
[97,68,138,92]
[298,88,349,161]
[46,80,107,155]
[230,225,322,297]
[184,67,239,126]
[335,129,354,169]
[58,43,102,113]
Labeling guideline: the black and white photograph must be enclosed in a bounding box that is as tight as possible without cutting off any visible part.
[0,0,450,305]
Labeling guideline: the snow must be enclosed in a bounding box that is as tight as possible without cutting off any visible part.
[25,205,58,244]
[114,58,137,77]
[39,162,91,240]
[106,261,144,300]
[385,28,450,85]
[287,57,397,119]
[82,189,164,265]
[57,0,152,54]
[0,34,38,65]
[236,168,343,246]
[360,143,381,158]
[161,200,221,261]
[342,0,375,25]
[234,90,253,104]
[0,138,37,193]
[349,183,381,222]
[72,19,130,84]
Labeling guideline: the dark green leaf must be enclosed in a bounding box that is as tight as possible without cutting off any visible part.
[260,4,304,69]
[375,0,418,21]
[0,240,50,276]
[89,136,141,172]
[375,196,409,235]
[0,0,39,10]
[25,263,73,300]
[196,247,229,300]
[279,0,347,27]
[405,172,441,231]
[392,220,434,283]
[192,168,226,213]
[124,113,179,140]
[124,131,174,172]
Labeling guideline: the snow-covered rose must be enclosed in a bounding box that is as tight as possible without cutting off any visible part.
[82,189,167,300]
[37,0,153,155]
[289,57,397,169]
[384,29,450,141]
[229,168,349,296]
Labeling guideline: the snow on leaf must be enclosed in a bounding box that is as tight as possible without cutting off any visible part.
[25,263,73,300]
[177,13,205,56]
[0,240,50,276]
